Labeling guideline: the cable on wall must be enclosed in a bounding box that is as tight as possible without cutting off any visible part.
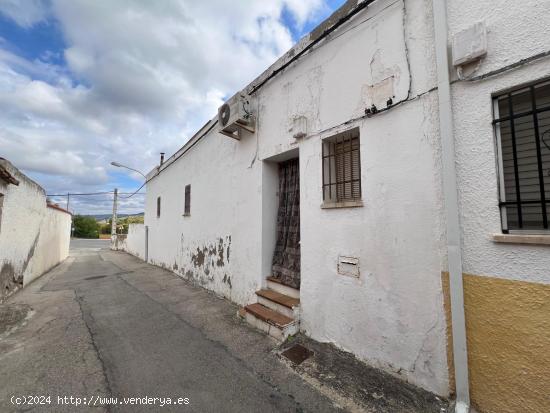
[452,49,550,83]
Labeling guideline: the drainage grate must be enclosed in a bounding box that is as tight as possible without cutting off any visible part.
[281,344,313,365]
[84,275,107,281]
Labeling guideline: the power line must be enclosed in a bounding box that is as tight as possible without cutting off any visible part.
[47,191,145,196]
[47,191,113,196]
[119,182,146,199]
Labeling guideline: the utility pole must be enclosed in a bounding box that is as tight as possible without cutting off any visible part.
[111,188,118,249]
[66,192,70,212]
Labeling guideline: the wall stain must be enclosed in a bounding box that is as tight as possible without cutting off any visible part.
[191,247,205,267]
[222,274,232,289]
[0,262,20,300]
[226,236,231,262]
[178,236,232,296]
[190,237,231,271]
[216,238,224,267]
[1,231,40,301]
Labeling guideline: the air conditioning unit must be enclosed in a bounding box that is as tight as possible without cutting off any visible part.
[218,95,255,140]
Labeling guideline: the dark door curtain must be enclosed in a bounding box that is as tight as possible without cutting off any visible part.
[271,158,300,289]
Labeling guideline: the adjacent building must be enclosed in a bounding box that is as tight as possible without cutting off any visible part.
[123,1,550,412]
[0,158,72,301]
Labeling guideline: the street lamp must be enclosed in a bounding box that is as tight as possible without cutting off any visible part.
[110,161,147,179]
[109,161,147,250]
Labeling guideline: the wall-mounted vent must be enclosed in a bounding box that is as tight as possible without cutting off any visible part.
[338,256,359,278]
[218,95,255,140]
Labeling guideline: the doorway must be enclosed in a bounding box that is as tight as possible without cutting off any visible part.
[271,158,300,289]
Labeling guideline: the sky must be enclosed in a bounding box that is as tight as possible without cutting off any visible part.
[0,0,345,215]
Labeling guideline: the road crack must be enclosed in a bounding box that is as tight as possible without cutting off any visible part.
[74,291,113,412]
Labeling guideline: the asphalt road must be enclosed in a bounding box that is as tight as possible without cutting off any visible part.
[0,240,341,412]
[70,238,112,249]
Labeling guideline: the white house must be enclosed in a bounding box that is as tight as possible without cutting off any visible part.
[0,158,72,301]
[123,1,550,412]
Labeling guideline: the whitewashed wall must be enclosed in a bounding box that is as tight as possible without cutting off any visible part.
[119,223,146,259]
[143,0,450,396]
[27,206,72,285]
[146,123,262,305]
[0,159,71,299]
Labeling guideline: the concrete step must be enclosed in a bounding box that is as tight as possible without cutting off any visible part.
[256,289,299,319]
[241,303,298,341]
[266,276,300,299]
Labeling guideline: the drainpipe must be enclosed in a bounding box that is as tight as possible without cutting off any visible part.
[432,1,470,413]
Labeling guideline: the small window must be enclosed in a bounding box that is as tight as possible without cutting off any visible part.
[494,79,550,232]
[184,184,191,216]
[156,196,161,218]
[322,128,362,204]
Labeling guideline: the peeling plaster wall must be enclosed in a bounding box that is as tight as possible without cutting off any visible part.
[145,123,262,306]
[447,1,550,411]
[142,0,449,396]
[0,160,71,300]
[298,95,448,396]
[257,0,448,395]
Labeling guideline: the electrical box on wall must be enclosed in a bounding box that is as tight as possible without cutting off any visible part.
[452,21,487,66]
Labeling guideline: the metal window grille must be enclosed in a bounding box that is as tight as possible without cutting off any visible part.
[184,184,191,216]
[156,196,161,218]
[493,79,550,232]
[322,128,361,202]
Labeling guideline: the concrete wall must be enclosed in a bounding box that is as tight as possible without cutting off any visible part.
[141,0,450,396]
[446,1,550,411]
[28,205,72,285]
[0,159,71,301]
[118,223,147,260]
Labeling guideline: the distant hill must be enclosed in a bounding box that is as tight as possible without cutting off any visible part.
[85,212,144,221]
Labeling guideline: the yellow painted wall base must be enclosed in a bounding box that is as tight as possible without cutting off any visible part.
[443,272,550,413]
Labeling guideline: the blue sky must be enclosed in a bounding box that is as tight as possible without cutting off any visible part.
[0,0,345,215]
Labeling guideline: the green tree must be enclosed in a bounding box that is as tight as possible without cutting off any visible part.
[99,222,111,234]
[117,215,144,234]
[73,215,100,239]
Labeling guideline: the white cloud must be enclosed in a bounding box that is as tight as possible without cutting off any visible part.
[0,0,49,28]
[0,0,331,213]
[284,0,328,28]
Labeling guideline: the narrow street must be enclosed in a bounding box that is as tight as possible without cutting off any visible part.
[0,240,341,412]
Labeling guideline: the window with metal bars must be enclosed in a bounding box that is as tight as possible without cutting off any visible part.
[156,196,161,218]
[184,184,191,216]
[494,79,550,232]
[322,128,362,203]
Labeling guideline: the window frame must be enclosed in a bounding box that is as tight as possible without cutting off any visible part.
[321,127,362,208]
[493,79,550,234]
[184,184,191,216]
[156,196,161,218]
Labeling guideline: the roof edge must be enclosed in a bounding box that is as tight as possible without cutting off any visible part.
[145,0,375,181]
[47,202,73,216]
